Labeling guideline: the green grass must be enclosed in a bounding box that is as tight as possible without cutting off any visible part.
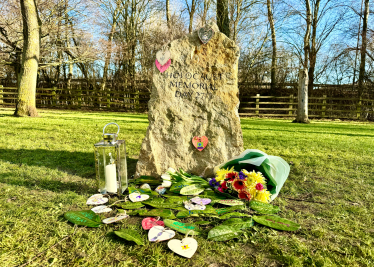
[0,108,373,267]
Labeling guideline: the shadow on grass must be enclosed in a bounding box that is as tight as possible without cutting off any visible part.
[0,148,138,179]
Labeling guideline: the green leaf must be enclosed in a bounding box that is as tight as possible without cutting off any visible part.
[126,210,145,215]
[164,219,201,235]
[137,209,176,219]
[221,218,254,230]
[128,186,154,196]
[207,225,242,241]
[216,199,245,206]
[143,199,181,209]
[64,210,102,227]
[176,208,218,218]
[215,205,246,215]
[249,201,280,214]
[164,196,189,204]
[253,215,301,231]
[219,212,251,220]
[170,182,192,193]
[201,190,228,200]
[194,220,211,225]
[180,185,205,195]
[117,202,145,209]
[130,176,162,185]
[114,229,145,245]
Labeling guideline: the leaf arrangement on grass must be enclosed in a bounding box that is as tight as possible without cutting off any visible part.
[64,169,300,255]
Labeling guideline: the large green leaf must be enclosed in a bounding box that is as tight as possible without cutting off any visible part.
[142,199,181,209]
[179,185,205,195]
[176,206,218,218]
[164,196,189,204]
[117,202,145,209]
[219,212,251,219]
[253,215,301,231]
[164,219,201,235]
[64,210,102,227]
[194,220,211,225]
[221,218,254,230]
[215,205,246,215]
[114,229,145,245]
[216,199,245,206]
[131,176,162,185]
[201,190,228,200]
[137,209,176,219]
[170,182,192,193]
[207,225,242,241]
[128,186,158,197]
[249,201,280,214]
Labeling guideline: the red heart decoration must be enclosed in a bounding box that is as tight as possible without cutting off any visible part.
[155,59,171,73]
[192,136,208,151]
[142,217,165,230]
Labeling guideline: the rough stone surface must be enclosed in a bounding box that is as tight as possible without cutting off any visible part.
[135,24,243,178]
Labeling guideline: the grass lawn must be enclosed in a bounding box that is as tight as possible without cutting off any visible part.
[0,108,373,267]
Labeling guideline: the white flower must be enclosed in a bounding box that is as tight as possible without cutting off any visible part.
[167,167,176,174]
[161,173,171,180]
[161,180,172,187]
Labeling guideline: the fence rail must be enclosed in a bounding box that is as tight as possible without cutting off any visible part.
[1,86,374,120]
[239,94,374,120]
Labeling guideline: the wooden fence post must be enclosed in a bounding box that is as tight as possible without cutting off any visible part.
[289,94,293,116]
[322,95,327,118]
[256,94,260,115]
[0,85,3,104]
[106,89,111,109]
[136,91,140,113]
[78,85,82,109]
[357,97,362,119]
[52,87,57,107]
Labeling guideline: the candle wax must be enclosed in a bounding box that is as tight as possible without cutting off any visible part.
[105,163,117,193]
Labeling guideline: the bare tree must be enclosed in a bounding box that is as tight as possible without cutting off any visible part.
[358,0,370,97]
[14,0,41,117]
[217,0,230,36]
[266,0,277,91]
[295,0,311,123]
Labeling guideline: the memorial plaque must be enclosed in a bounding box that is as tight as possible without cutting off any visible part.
[135,22,243,178]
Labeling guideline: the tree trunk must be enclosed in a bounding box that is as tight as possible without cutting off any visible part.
[294,0,311,123]
[217,0,230,37]
[358,0,369,97]
[166,0,171,30]
[308,0,320,94]
[266,0,277,92]
[102,2,120,91]
[15,0,40,117]
[187,0,196,34]
[295,69,309,123]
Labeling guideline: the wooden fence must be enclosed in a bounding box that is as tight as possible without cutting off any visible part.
[1,85,374,120]
[239,94,374,120]
[0,86,150,112]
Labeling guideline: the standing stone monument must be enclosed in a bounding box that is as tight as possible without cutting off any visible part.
[135,23,243,178]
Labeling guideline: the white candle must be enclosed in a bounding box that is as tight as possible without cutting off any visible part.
[105,163,117,193]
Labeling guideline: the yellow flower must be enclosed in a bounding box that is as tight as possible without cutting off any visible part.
[215,166,235,182]
[243,170,266,187]
[254,189,271,203]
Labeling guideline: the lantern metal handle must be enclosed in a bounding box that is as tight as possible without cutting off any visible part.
[103,122,120,135]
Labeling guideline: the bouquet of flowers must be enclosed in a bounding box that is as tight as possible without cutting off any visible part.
[209,167,271,203]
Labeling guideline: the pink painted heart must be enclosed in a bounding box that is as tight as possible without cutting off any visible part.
[142,217,165,230]
[192,136,208,151]
[155,59,171,73]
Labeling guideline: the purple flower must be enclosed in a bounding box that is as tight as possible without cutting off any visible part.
[239,171,246,180]
[209,178,217,187]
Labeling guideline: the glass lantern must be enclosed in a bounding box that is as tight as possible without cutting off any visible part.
[94,123,128,196]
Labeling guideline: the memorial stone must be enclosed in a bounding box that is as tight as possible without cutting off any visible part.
[135,23,244,178]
